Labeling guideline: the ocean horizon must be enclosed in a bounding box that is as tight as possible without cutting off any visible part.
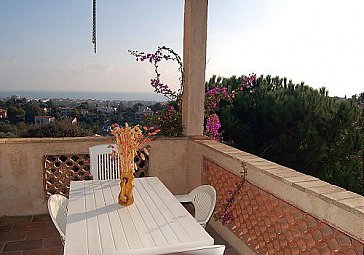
[0,90,166,101]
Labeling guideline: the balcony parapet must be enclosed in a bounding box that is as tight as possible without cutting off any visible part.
[0,136,189,217]
[0,136,110,144]
[0,136,111,216]
[189,138,364,248]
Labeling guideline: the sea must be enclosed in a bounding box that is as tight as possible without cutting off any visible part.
[0,91,165,102]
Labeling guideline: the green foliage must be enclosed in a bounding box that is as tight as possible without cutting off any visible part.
[216,75,363,194]
[24,103,43,123]
[150,102,165,112]
[0,121,16,133]
[0,121,17,138]
[7,105,26,124]
[26,120,93,138]
[0,132,16,138]
[142,103,183,136]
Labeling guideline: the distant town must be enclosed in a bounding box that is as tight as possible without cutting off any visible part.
[0,94,166,138]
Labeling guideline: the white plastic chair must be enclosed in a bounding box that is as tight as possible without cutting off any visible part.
[175,185,217,228]
[165,245,225,254]
[48,194,68,245]
[89,144,120,180]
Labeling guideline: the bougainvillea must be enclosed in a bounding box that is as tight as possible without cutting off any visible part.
[240,73,256,89]
[205,114,221,140]
[205,87,230,113]
[129,46,184,136]
[129,46,183,101]
[204,74,257,140]
[204,87,230,140]
[129,45,256,140]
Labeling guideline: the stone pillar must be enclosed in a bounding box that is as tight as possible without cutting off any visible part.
[182,0,208,136]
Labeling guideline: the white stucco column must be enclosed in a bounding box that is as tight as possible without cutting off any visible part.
[182,0,208,136]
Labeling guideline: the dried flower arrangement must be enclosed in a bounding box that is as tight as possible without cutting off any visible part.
[111,123,160,206]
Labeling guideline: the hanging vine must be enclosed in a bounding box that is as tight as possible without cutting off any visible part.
[214,162,248,225]
[129,46,184,102]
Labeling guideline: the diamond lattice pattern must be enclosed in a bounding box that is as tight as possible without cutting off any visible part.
[44,151,149,199]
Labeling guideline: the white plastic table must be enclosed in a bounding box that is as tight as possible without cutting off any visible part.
[64,177,214,255]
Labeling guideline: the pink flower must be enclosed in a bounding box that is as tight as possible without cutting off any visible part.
[205,114,221,140]
[221,211,234,226]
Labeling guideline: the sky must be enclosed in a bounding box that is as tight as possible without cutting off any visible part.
[0,0,363,97]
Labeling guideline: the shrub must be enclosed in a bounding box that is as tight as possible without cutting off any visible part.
[142,104,183,136]
[26,120,93,138]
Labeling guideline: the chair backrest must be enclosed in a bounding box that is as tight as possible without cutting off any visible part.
[48,194,68,243]
[168,245,225,255]
[89,144,119,180]
[189,185,217,228]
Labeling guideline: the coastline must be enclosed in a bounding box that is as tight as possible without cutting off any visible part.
[0,90,165,101]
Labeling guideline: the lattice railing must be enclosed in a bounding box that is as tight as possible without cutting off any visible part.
[44,154,91,198]
[44,151,149,199]
[134,151,149,178]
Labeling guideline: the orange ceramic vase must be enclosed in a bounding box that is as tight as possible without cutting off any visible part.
[118,169,134,206]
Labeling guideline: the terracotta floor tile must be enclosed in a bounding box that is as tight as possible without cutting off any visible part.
[0,232,26,243]
[0,216,32,225]
[13,222,53,231]
[43,237,62,248]
[31,215,51,223]
[2,239,43,252]
[22,247,63,255]
[0,225,12,234]
[2,214,238,255]
[26,229,59,240]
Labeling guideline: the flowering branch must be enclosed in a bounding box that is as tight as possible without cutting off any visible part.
[205,114,221,140]
[129,46,184,101]
[214,162,247,226]
[129,45,256,140]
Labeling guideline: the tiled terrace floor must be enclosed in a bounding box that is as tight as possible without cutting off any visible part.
[0,214,238,255]
[0,215,63,255]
